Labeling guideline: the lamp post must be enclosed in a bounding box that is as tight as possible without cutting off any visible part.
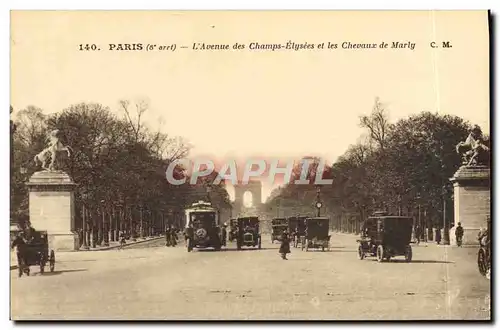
[109,202,115,242]
[442,185,450,245]
[129,204,136,241]
[416,192,421,241]
[206,184,212,203]
[276,198,281,218]
[117,200,123,240]
[139,205,144,239]
[80,194,89,250]
[148,208,153,237]
[168,208,173,228]
[101,199,109,247]
[315,186,322,217]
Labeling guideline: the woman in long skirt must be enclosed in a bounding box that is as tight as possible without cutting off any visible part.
[279,230,291,260]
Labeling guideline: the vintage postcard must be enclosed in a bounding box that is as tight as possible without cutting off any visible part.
[9,10,490,320]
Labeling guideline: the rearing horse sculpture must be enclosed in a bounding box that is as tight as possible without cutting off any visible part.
[455,125,490,166]
[34,129,73,171]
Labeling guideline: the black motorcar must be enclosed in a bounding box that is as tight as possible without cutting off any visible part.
[357,212,413,262]
[302,217,331,251]
[271,218,288,243]
[236,217,261,250]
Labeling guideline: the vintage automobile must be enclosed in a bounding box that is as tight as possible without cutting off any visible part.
[302,217,331,251]
[357,212,413,262]
[228,218,238,242]
[235,217,262,250]
[288,216,307,248]
[271,218,288,243]
[11,230,55,277]
[184,201,222,252]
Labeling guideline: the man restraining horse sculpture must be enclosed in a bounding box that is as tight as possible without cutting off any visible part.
[34,129,73,171]
[455,125,490,167]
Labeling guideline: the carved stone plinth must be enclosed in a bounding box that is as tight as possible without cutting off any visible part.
[449,166,490,246]
[26,171,79,251]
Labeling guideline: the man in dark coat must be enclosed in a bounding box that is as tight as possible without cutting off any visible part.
[11,231,27,277]
[414,225,421,245]
[455,222,464,247]
[279,229,291,260]
[170,226,178,246]
[165,225,172,247]
[435,228,442,245]
[221,223,227,246]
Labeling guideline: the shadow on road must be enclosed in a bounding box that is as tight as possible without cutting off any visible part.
[225,247,278,252]
[299,248,356,253]
[192,247,278,252]
[39,269,88,276]
[367,259,454,264]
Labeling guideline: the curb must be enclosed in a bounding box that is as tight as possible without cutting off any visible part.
[78,236,164,251]
[10,236,164,271]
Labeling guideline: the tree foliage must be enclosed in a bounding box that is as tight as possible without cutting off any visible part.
[10,101,229,231]
[265,97,483,231]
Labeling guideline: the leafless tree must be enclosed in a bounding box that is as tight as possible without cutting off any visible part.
[359,97,392,151]
[118,98,150,142]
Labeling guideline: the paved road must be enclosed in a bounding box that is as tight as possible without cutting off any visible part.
[10,234,490,320]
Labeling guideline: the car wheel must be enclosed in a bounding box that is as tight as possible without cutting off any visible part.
[358,244,365,260]
[404,245,412,262]
[376,245,384,263]
[478,248,486,275]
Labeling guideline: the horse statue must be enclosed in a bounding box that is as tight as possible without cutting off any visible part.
[34,129,73,171]
[455,125,490,167]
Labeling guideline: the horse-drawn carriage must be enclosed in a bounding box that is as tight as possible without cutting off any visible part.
[477,217,491,279]
[301,217,331,251]
[271,218,288,243]
[357,212,413,262]
[11,230,55,277]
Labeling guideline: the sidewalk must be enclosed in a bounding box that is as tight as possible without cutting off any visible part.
[10,236,164,270]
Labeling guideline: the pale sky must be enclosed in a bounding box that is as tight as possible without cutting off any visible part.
[11,11,490,201]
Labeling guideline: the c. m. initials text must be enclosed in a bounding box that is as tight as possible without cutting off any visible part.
[430,41,453,48]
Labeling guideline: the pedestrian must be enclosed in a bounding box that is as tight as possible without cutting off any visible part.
[165,225,172,247]
[435,228,442,245]
[414,225,421,245]
[294,224,300,248]
[119,231,126,249]
[478,227,488,247]
[455,222,464,247]
[11,230,27,277]
[221,223,227,246]
[171,226,178,247]
[279,229,291,260]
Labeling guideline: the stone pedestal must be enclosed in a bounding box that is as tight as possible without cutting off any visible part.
[26,171,79,251]
[449,166,490,246]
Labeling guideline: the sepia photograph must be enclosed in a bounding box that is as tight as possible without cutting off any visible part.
[8,9,491,321]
